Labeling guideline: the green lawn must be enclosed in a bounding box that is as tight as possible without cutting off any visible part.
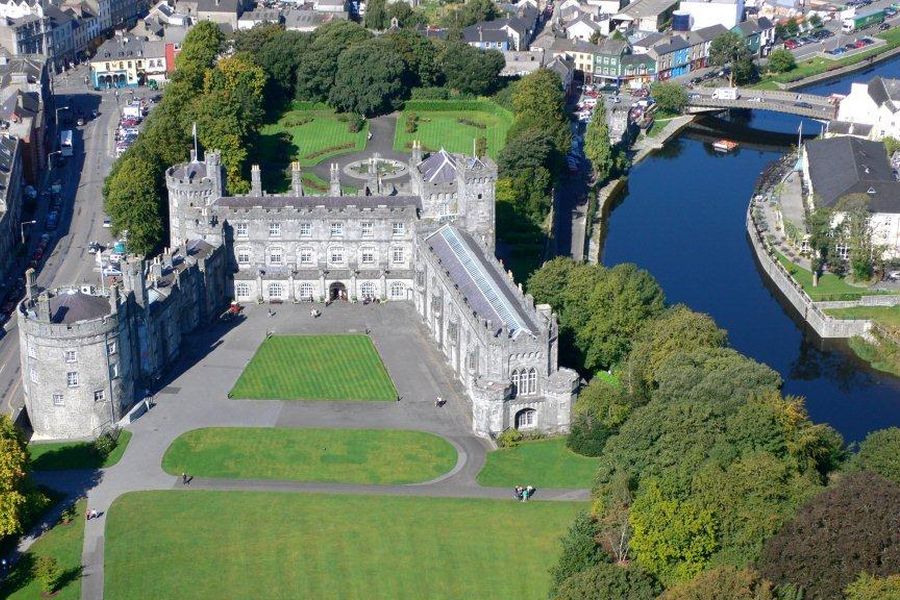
[825,305,900,329]
[258,102,368,191]
[775,253,893,301]
[477,438,600,489]
[1,499,86,599]
[162,427,457,484]
[105,491,584,600]
[29,430,132,471]
[229,335,398,401]
[394,100,513,159]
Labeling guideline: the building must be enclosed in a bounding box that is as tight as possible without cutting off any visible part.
[835,77,900,141]
[110,0,150,29]
[678,0,744,30]
[612,0,679,32]
[549,37,601,80]
[177,0,244,28]
[462,18,531,51]
[501,49,544,77]
[283,7,347,32]
[237,7,283,29]
[636,23,724,79]
[565,14,602,40]
[18,143,579,441]
[546,54,575,93]
[89,33,168,89]
[592,37,628,84]
[0,53,49,184]
[802,137,900,259]
[0,135,23,293]
[731,16,774,56]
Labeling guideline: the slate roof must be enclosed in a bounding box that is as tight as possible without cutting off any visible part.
[417,149,459,183]
[806,137,900,212]
[827,121,874,137]
[866,77,900,111]
[463,25,509,44]
[426,225,536,337]
[197,0,241,13]
[48,290,110,324]
[170,160,207,181]
[215,195,421,210]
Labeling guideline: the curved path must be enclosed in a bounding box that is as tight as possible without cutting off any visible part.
[26,302,588,600]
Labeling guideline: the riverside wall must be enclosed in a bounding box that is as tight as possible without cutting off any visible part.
[746,207,873,340]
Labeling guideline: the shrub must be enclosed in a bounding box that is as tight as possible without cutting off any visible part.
[347,114,366,133]
[457,117,487,129]
[34,555,61,595]
[303,142,356,160]
[94,429,119,458]
[411,86,452,100]
[279,114,314,128]
[406,113,419,134]
[60,503,77,525]
[496,428,524,448]
[475,136,487,157]
[566,412,613,457]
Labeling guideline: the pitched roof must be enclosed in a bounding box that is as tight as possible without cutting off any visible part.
[867,77,900,111]
[417,149,459,183]
[426,225,536,337]
[806,137,900,212]
[48,290,110,324]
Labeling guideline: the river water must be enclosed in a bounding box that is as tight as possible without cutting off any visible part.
[601,60,900,442]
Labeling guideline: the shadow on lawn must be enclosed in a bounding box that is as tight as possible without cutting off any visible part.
[0,542,85,598]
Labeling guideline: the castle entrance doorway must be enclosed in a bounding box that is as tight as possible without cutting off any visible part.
[329,282,347,301]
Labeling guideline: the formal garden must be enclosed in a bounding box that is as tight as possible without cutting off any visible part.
[229,334,398,401]
[105,491,583,600]
[393,100,513,160]
[162,427,457,484]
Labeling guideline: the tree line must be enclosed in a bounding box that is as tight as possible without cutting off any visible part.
[525,256,900,600]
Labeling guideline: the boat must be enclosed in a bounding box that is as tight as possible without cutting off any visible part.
[712,139,739,152]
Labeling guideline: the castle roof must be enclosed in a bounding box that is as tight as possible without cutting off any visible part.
[214,195,421,210]
[47,290,110,324]
[171,160,207,181]
[426,225,536,338]
[417,149,459,184]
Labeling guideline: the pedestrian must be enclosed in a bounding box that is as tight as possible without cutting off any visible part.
[396,395,401,402]
[526,485,535,501]
[90,509,99,519]
[85,509,91,521]
[182,472,188,485]
[514,486,523,501]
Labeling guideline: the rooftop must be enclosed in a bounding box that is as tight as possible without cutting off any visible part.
[215,194,421,210]
[615,0,678,20]
[47,290,111,324]
[805,137,900,212]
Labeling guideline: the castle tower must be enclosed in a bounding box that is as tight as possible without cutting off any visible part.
[165,150,225,246]
[329,163,341,196]
[250,164,263,197]
[459,155,498,251]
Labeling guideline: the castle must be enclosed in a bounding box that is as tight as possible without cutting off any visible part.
[18,146,578,440]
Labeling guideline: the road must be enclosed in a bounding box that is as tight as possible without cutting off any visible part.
[0,66,136,420]
[790,0,900,61]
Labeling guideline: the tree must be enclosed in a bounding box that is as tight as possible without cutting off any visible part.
[294,21,373,102]
[495,128,557,224]
[103,153,165,256]
[548,512,608,597]
[758,472,900,599]
[386,29,441,87]
[568,377,639,455]
[441,0,498,29]
[774,23,787,40]
[659,567,776,600]
[584,103,614,182]
[176,20,224,75]
[526,256,577,311]
[808,13,822,28]
[34,555,62,595]
[509,69,571,156]
[365,0,388,30]
[708,31,753,86]
[252,29,311,106]
[439,42,504,95]
[0,415,28,537]
[785,19,800,36]
[329,38,412,116]
[386,2,428,28]
[835,194,877,281]
[767,48,796,74]
[850,427,900,484]
[650,82,687,115]
[553,563,661,600]
[806,206,833,286]
[844,573,900,600]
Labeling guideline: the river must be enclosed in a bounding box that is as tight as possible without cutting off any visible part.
[601,60,900,442]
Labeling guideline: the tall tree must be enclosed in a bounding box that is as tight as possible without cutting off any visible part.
[844,573,900,600]
[386,2,428,28]
[659,566,776,600]
[806,206,832,286]
[766,48,796,74]
[365,0,388,30]
[708,31,753,86]
[553,562,661,600]
[104,153,166,255]
[835,194,877,281]
[329,38,412,116]
[438,41,504,95]
[649,82,688,114]
[850,427,900,484]
[0,415,30,537]
[295,21,373,101]
[584,103,613,182]
[385,29,441,87]
[548,512,608,598]
[509,68,571,156]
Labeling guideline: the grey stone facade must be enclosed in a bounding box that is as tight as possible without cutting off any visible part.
[0,134,23,289]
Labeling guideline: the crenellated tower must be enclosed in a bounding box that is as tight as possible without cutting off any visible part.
[165,150,225,247]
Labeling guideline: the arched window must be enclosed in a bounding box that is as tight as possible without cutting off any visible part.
[268,282,283,298]
[515,408,536,429]
[299,282,314,300]
[235,282,251,299]
[390,282,405,299]
[527,368,537,395]
[510,369,519,396]
[360,281,375,299]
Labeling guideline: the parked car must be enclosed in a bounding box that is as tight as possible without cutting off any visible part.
[880,21,892,30]
[46,211,58,230]
[102,218,112,228]
[785,39,800,49]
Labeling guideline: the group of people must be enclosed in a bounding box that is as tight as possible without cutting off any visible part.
[310,308,321,318]
[514,485,536,502]
[85,509,100,520]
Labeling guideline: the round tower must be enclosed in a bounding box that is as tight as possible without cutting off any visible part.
[166,150,224,247]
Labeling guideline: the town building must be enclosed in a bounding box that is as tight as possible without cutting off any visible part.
[678,0,744,30]
[731,16,774,56]
[0,53,49,184]
[802,137,900,259]
[500,49,544,77]
[564,14,602,41]
[0,134,23,295]
[89,32,169,89]
[635,23,725,79]
[612,0,679,32]
[462,18,532,51]
[177,0,244,29]
[834,76,900,141]
[237,7,283,29]
[283,7,347,32]
[20,146,578,440]
[549,37,601,80]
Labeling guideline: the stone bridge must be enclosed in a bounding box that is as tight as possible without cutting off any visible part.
[685,88,838,120]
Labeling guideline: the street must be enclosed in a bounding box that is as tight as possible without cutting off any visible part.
[0,66,142,420]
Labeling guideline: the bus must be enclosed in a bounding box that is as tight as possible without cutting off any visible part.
[60,129,73,157]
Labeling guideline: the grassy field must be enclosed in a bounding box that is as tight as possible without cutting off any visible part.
[477,438,600,489]
[1,499,86,599]
[775,253,894,301]
[394,100,513,159]
[162,427,457,484]
[29,430,132,471]
[229,335,398,401]
[258,102,368,191]
[105,491,583,600]
[825,305,900,329]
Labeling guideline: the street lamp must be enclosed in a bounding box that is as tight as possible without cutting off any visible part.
[20,220,36,245]
[55,105,70,127]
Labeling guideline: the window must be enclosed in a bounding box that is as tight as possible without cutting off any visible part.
[28,344,36,359]
[390,282,405,299]
[330,247,345,265]
[515,408,536,429]
[237,249,251,265]
[268,282,284,298]
[64,349,77,363]
[392,222,406,236]
[391,247,405,264]
[268,248,283,266]
[361,281,376,299]
[235,222,248,238]
[299,282,314,300]
[53,393,64,406]
[361,222,374,237]
[94,390,105,402]
[268,222,281,238]
[107,340,117,355]
[66,372,78,387]
[30,368,38,383]
[330,222,344,236]
[511,368,537,396]
[235,282,251,298]
[361,248,375,265]
[299,248,314,266]
[110,363,119,379]
[299,222,312,237]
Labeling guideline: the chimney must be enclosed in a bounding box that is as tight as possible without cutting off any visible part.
[37,291,51,322]
[250,164,262,196]
[110,285,119,315]
[412,140,422,164]
[25,268,38,301]
[329,163,341,196]
[291,161,303,196]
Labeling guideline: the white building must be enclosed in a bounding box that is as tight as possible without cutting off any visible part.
[678,0,744,30]
[835,77,900,141]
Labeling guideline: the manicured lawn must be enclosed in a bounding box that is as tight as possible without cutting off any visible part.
[105,491,583,600]
[1,499,86,599]
[229,335,397,401]
[477,438,600,489]
[825,305,900,330]
[162,427,457,484]
[394,100,513,159]
[257,102,368,191]
[775,253,893,301]
[29,430,132,471]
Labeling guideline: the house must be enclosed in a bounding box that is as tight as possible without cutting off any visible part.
[731,16,774,56]
[0,134,23,293]
[678,0,744,31]
[834,77,900,141]
[313,0,348,13]
[501,49,544,76]
[0,53,49,184]
[283,7,347,31]
[592,37,629,84]
[462,18,531,51]
[549,37,601,79]
[612,0,679,31]
[565,14,602,40]
[802,137,900,259]
[620,52,656,86]
[90,33,167,89]
[146,0,193,26]
[237,7,283,29]
[547,54,576,93]
[178,0,243,28]
[636,23,724,78]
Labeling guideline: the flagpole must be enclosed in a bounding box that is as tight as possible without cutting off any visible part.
[798,120,803,150]
[192,122,198,161]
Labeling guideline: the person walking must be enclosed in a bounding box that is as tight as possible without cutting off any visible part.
[182,472,188,485]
